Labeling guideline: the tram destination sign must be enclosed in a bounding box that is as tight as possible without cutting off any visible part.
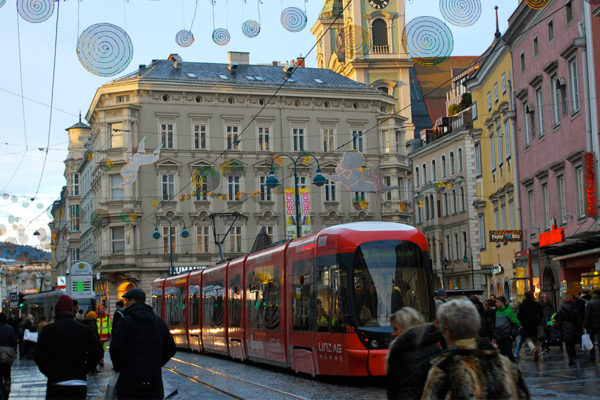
[488,230,522,242]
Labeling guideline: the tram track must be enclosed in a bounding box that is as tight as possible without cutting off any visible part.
[168,356,310,400]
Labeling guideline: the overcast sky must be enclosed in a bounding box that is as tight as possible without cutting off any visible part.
[0,0,518,248]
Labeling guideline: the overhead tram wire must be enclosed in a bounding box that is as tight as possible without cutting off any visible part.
[32,1,61,202]
[2,6,31,193]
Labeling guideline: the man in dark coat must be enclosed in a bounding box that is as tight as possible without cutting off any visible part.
[110,288,176,400]
[34,295,102,399]
[112,300,125,331]
[386,323,442,399]
[555,295,583,366]
[0,313,17,399]
[584,290,600,361]
[517,291,542,361]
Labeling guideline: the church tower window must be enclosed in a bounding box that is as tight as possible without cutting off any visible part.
[372,19,389,53]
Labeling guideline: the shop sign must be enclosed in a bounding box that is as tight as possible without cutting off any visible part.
[489,230,522,242]
[585,152,597,217]
[539,226,565,247]
[491,265,504,275]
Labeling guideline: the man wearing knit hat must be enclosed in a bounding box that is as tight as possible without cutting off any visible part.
[110,288,175,399]
[34,295,102,399]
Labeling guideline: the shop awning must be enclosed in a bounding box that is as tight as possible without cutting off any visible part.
[552,247,600,261]
[541,230,600,256]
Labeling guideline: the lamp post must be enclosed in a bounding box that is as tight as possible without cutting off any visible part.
[430,237,445,289]
[152,214,190,276]
[463,244,475,289]
[265,152,327,239]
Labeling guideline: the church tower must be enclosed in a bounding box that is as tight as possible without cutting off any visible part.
[311,0,415,138]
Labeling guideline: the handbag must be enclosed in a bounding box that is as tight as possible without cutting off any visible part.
[0,346,15,366]
[105,371,119,400]
[582,332,594,351]
[23,329,38,343]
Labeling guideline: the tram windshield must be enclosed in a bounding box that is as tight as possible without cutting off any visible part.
[352,240,432,327]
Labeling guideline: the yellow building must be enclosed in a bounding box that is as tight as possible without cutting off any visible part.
[465,39,525,300]
[311,0,414,137]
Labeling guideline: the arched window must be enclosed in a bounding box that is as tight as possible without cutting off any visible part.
[423,164,427,184]
[372,19,388,50]
[442,155,447,177]
[458,148,463,171]
[415,166,420,186]
[450,151,455,174]
[377,86,389,94]
[432,159,437,180]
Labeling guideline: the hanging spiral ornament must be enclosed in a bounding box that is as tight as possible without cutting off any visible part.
[336,25,372,58]
[281,7,307,32]
[212,28,231,46]
[17,0,55,23]
[584,0,600,5]
[525,0,550,9]
[439,0,482,27]
[0,0,6,8]
[77,23,134,77]
[242,19,261,38]
[402,16,454,66]
[175,29,194,47]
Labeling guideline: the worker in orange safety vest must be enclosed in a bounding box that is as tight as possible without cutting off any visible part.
[96,304,112,367]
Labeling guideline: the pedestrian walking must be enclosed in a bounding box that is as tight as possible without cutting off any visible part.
[421,300,530,399]
[539,293,554,351]
[0,313,17,399]
[434,290,447,310]
[112,300,125,332]
[479,299,496,341]
[37,316,47,334]
[22,314,36,360]
[516,291,542,361]
[96,305,111,368]
[386,307,443,399]
[555,294,583,366]
[584,290,600,361]
[34,295,101,400]
[494,296,520,362]
[110,288,176,399]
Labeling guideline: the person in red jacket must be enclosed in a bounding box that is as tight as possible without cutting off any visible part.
[96,305,111,368]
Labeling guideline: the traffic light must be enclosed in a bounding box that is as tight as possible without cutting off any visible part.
[18,293,24,308]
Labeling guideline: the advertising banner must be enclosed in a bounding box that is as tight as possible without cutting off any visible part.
[284,188,311,239]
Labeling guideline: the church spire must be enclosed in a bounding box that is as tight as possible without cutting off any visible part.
[319,0,343,19]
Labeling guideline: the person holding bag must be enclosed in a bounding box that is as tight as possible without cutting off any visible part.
[494,296,520,363]
[0,313,16,399]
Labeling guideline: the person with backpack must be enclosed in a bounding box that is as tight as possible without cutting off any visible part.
[495,296,520,362]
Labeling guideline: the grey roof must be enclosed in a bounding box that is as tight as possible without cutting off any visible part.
[65,121,90,130]
[114,59,379,93]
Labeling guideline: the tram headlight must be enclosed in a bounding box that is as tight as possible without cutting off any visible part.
[371,340,379,348]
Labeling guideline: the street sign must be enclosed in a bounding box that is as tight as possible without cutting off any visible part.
[9,292,17,308]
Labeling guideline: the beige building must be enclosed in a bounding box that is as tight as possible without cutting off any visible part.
[58,52,412,307]
[409,108,486,292]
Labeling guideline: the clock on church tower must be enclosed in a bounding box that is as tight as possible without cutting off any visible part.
[369,0,390,9]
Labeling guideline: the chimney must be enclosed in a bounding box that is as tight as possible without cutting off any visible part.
[295,56,305,68]
[168,54,182,68]
[228,51,250,66]
[494,6,501,39]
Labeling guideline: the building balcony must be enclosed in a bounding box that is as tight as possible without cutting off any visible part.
[372,45,390,54]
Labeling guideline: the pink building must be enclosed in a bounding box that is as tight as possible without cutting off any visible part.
[504,0,600,306]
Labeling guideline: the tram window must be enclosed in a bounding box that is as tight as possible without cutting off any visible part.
[292,258,314,331]
[189,285,200,326]
[248,265,280,330]
[353,241,431,326]
[152,287,163,316]
[203,281,224,328]
[166,286,185,326]
[229,274,242,328]
[316,255,349,332]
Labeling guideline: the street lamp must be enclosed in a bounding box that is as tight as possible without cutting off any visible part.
[429,237,446,289]
[152,214,190,276]
[462,244,475,289]
[266,152,327,239]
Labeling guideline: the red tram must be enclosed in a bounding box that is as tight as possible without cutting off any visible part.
[152,222,434,376]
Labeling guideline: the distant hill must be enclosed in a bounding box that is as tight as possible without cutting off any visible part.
[0,242,50,264]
